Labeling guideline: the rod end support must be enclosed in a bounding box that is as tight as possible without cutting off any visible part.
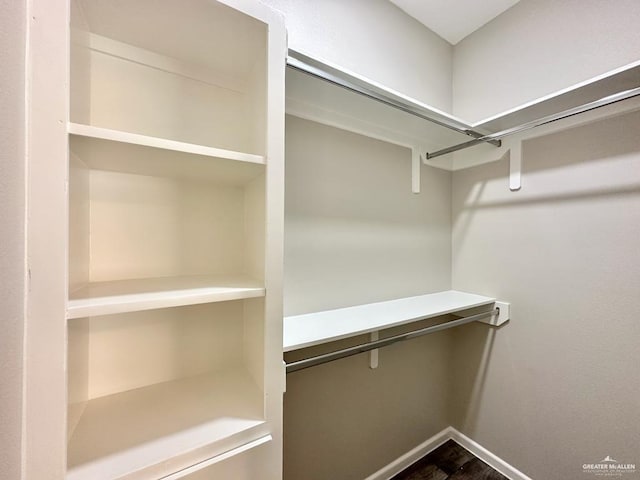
[478,301,510,327]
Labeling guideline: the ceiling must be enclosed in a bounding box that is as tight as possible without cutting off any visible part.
[388,0,521,45]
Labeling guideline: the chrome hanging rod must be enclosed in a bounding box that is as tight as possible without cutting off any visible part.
[285,308,499,374]
[425,86,640,160]
[286,50,501,147]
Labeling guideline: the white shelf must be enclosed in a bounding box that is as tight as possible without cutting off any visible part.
[283,290,496,352]
[67,368,265,480]
[473,60,640,133]
[69,123,265,183]
[67,275,265,319]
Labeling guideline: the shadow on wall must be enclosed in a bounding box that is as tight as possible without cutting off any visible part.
[448,107,640,479]
[449,323,498,433]
[452,108,640,262]
[458,108,640,206]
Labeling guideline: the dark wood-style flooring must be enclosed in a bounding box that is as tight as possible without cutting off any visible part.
[391,440,509,480]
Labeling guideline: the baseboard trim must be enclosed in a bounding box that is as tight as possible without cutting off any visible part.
[364,426,533,480]
[363,427,452,480]
[449,428,533,480]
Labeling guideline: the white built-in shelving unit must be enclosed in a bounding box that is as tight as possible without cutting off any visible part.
[62,0,285,478]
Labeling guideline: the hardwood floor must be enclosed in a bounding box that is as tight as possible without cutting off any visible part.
[391,440,509,480]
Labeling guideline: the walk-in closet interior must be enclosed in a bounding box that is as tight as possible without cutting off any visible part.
[4,0,640,479]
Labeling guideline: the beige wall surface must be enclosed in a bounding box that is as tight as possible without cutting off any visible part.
[0,0,26,478]
[450,109,640,479]
[260,0,453,112]
[283,116,453,479]
[453,0,640,122]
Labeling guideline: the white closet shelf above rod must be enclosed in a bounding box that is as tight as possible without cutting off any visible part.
[285,308,499,374]
[283,291,510,373]
[286,50,501,147]
[426,86,640,159]
[286,51,640,160]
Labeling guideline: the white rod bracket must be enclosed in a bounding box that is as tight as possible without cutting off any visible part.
[478,301,510,326]
[509,142,522,191]
[411,148,421,194]
[369,331,379,369]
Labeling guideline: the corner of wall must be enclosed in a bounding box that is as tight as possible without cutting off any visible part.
[452,0,640,122]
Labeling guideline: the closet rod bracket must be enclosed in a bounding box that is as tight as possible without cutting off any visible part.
[509,143,522,191]
[478,301,510,326]
[369,331,379,369]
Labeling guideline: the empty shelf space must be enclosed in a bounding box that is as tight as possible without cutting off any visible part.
[70,0,268,154]
[284,290,495,351]
[69,123,265,184]
[67,275,265,318]
[67,368,265,480]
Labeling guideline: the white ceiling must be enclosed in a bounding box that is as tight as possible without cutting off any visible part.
[388,0,521,45]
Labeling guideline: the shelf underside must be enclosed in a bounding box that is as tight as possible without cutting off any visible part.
[68,275,264,318]
[67,369,265,480]
[283,290,496,352]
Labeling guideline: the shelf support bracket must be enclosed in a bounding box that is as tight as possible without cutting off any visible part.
[509,141,522,191]
[411,148,421,194]
[369,331,379,369]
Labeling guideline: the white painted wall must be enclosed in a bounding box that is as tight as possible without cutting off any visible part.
[0,0,26,478]
[453,0,640,122]
[450,110,640,479]
[260,0,453,112]
[284,117,452,316]
[283,116,452,479]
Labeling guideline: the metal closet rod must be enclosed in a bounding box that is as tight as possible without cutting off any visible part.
[426,86,640,159]
[285,308,499,374]
[286,53,501,147]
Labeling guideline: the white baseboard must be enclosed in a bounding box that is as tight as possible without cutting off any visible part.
[449,428,533,480]
[364,426,533,480]
[363,427,452,480]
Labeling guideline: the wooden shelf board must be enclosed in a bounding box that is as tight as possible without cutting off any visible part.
[67,275,265,319]
[283,290,496,352]
[67,369,265,480]
[69,123,265,184]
